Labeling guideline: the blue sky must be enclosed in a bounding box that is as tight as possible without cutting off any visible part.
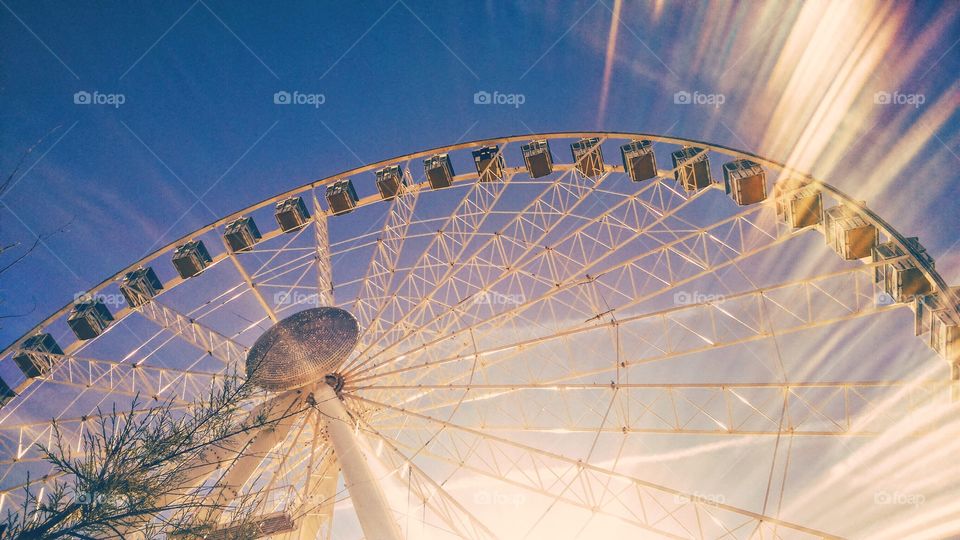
[1,0,958,347]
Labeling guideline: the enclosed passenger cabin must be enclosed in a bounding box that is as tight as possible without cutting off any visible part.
[275,196,311,232]
[915,288,960,364]
[671,147,712,192]
[120,266,164,307]
[873,238,933,303]
[424,153,455,189]
[823,205,878,260]
[621,140,657,182]
[326,179,359,215]
[571,137,604,178]
[472,145,505,181]
[775,184,822,228]
[0,377,15,407]
[13,333,63,378]
[376,165,406,200]
[68,298,115,340]
[521,140,553,178]
[722,159,766,205]
[224,216,261,253]
[172,240,212,279]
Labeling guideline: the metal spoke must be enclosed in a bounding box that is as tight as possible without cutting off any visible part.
[356,411,498,540]
[350,263,904,392]
[21,352,224,402]
[312,192,334,306]
[349,170,421,346]
[350,202,799,384]
[227,247,279,324]
[0,403,197,468]
[361,379,946,437]
[348,167,516,362]
[351,394,841,539]
[137,300,248,367]
[346,157,612,373]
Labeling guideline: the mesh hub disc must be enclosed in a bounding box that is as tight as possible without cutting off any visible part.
[246,307,360,391]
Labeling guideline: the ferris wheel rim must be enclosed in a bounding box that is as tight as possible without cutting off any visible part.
[2,131,953,374]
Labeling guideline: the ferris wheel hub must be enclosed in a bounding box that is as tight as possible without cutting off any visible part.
[246,307,360,391]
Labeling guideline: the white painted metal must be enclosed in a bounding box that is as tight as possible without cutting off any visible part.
[313,383,402,540]
[311,195,335,307]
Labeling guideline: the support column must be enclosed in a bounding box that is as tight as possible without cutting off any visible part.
[313,383,402,540]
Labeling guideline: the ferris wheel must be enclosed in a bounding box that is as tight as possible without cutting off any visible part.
[0,132,957,539]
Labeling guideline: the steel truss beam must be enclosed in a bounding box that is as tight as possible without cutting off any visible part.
[312,193,335,307]
[346,175,703,378]
[227,248,280,324]
[13,352,222,402]
[137,300,247,368]
[350,171,421,351]
[357,414,500,540]
[350,395,841,540]
[351,264,905,392]
[350,165,517,358]
[351,201,799,384]
[0,402,197,468]
[110,388,311,539]
[346,148,616,372]
[364,379,946,437]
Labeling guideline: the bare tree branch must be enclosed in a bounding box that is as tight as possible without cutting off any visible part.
[0,125,63,199]
[0,362,294,540]
[1,126,73,291]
